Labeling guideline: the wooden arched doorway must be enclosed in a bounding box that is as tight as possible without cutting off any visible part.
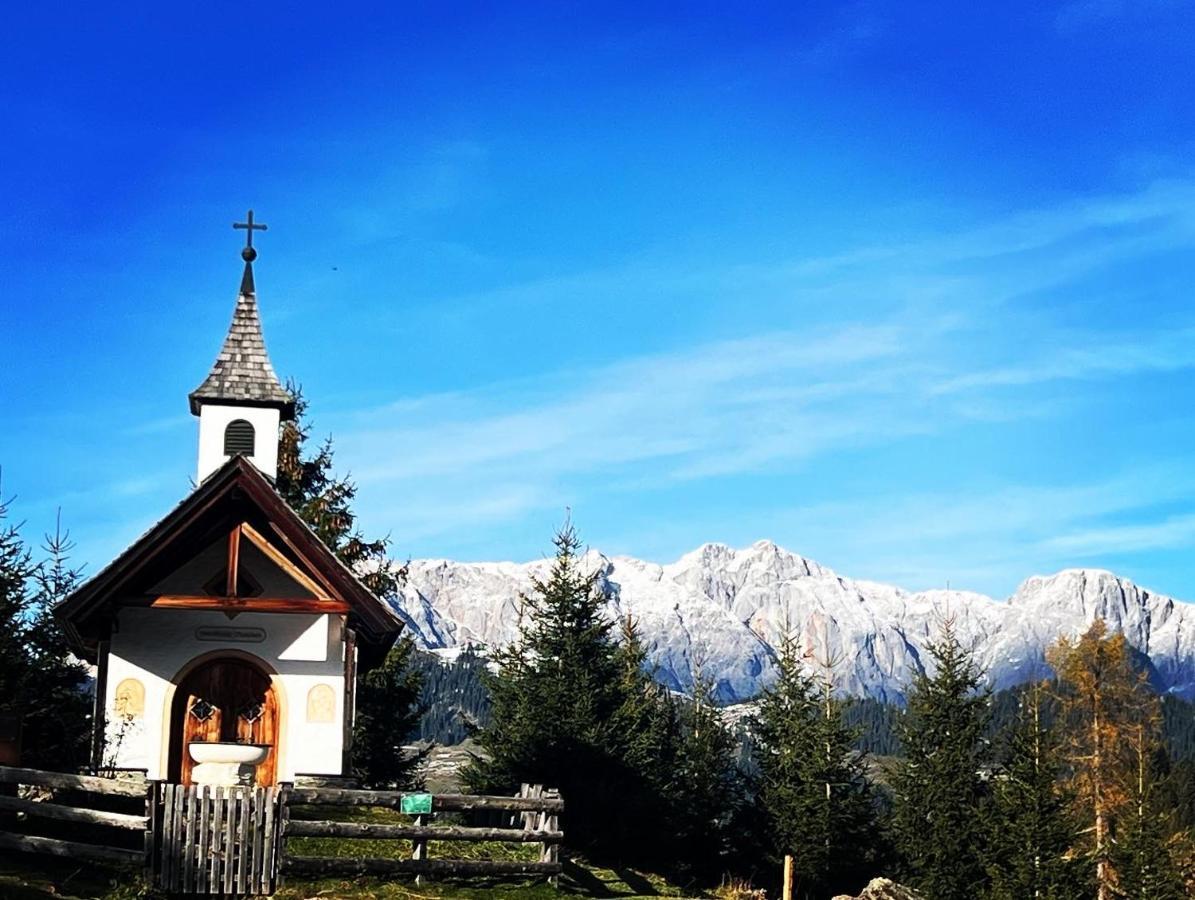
[168,656,279,787]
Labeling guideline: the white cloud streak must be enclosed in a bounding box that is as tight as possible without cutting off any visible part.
[315,178,1195,589]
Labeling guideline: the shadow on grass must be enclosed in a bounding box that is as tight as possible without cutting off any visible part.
[562,858,633,895]
[612,867,659,896]
[0,851,137,900]
[560,858,675,897]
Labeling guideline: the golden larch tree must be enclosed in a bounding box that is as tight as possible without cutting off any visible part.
[1047,619,1159,900]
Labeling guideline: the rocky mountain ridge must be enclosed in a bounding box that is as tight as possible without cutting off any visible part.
[393,540,1195,703]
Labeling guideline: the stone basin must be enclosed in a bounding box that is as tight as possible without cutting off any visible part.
[188,742,269,766]
[188,742,270,787]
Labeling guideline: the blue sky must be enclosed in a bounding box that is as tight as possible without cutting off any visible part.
[3,1,1195,598]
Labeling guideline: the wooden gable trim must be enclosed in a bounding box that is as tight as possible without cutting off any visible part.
[150,595,351,614]
[226,524,242,597]
[240,522,333,601]
[57,456,401,651]
[230,464,400,638]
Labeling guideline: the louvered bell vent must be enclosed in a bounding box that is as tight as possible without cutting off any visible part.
[223,419,256,457]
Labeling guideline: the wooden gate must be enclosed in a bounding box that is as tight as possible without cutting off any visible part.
[150,783,283,895]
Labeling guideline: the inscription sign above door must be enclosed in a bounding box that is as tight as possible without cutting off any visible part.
[195,625,266,643]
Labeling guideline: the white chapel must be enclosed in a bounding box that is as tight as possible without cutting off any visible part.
[56,216,402,787]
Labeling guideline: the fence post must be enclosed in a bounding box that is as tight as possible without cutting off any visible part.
[517,783,529,830]
[521,783,544,832]
[541,787,560,888]
[782,854,794,900]
[274,783,291,893]
[412,811,429,885]
[143,780,159,886]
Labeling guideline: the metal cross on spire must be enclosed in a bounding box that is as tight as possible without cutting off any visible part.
[233,209,268,262]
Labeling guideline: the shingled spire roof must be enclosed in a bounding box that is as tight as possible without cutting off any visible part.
[188,259,295,417]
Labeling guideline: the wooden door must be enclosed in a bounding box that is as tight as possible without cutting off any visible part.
[170,658,279,786]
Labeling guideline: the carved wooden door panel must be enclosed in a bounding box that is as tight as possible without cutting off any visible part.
[172,658,278,787]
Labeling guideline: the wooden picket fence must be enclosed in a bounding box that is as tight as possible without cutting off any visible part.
[0,766,564,895]
[150,783,282,895]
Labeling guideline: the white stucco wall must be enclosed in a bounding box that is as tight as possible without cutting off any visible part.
[104,608,347,781]
[196,404,281,482]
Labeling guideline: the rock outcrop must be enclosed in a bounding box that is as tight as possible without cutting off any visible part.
[832,878,924,900]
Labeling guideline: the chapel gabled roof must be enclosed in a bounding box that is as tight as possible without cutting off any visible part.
[54,455,403,656]
[188,261,295,417]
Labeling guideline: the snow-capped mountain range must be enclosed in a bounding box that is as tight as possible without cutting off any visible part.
[393,540,1195,704]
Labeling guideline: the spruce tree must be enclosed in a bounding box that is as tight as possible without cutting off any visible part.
[668,671,742,876]
[1115,795,1187,900]
[0,491,35,706]
[351,637,426,788]
[754,631,881,898]
[25,517,91,772]
[891,620,991,900]
[275,387,422,787]
[0,492,90,772]
[611,615,676,786]
[466,524,701,866]
[984,681,1087,900]
[466,522,631,853]
[276,385,404,599]
[1112,724,1186,900]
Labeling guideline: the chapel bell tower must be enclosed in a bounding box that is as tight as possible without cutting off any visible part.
[188,211,295,483]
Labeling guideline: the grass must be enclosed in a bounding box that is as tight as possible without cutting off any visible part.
[286,804,539,863]
[280,805,696,897]
[0,852,696,899]
[272,858,695,899]
[0,807,703,899]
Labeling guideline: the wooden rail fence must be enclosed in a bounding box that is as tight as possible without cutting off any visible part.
[0,765,148,868]
[281,782,564,881]
[0,766,564,895]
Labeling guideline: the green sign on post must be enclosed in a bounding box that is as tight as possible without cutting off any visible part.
[401,792,433,815]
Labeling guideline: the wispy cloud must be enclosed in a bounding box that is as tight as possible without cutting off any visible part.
[342,321,927,486]
[929,325,1195,395]
[320,178,1195,580]
[1043,513,1195,557]
[760,461,1195,595]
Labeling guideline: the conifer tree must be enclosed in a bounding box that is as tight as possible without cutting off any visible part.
[465,524,724,867]
[754,631,881,898]
[351,637,426,788]
[984,681,1087,900]
[26,517,91,771]
[1112,722,1186,900]
[0,492,90,772]
[275,387,422,787]
[611,615,677,785]
[0,491,35,706]
[1048,620,1152,900]
[466,522,632,852]
[668,670,742,875]
[276,386,404,599]
[891,619,991,900]
[411,644,492,743]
